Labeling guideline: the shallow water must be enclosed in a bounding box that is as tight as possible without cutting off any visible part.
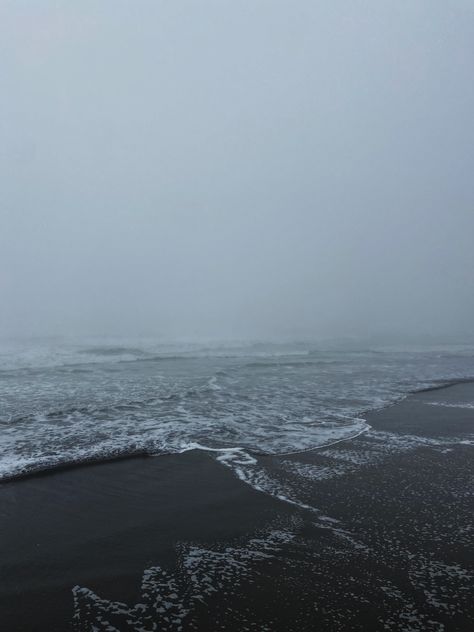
[1,338,473,482]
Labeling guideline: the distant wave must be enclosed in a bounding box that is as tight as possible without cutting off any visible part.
[244,360,338,369]
[2,382,224,426]
[78,346,151,357]
[0,347,313,373]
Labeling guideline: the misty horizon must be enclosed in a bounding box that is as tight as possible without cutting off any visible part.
[2,1,473,341]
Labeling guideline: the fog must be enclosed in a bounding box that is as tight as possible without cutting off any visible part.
[1,1,473,342]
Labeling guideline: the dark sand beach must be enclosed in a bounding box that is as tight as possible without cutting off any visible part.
[1,382,473,631]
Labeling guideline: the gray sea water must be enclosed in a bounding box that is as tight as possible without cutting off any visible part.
[1,338,473,483]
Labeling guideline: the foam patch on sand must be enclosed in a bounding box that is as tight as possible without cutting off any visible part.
[174,431,473,551]
[317,430,474,467]
[187,445,374,552]
[72,524,298,632]
[378,533,474,631]
[281,459,354,481]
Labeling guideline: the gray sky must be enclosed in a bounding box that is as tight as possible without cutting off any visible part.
[1,1,473,340]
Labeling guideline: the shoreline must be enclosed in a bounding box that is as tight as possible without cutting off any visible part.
[3,376,474,485]
[1,380,473,630]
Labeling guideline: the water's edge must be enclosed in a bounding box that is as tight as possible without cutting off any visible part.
[3,377,473,485]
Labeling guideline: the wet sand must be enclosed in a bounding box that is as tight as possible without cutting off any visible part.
[1,382,473,631]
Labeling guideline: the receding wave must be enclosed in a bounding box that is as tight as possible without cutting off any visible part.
[245,360,326,369]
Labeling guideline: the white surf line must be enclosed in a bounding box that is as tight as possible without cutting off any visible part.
[176,429,373,466]
[267,423,371,457]
[176,442,257,463]
[199,422,372,459]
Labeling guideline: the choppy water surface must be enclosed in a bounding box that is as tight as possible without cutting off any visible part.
[1,338,473,482]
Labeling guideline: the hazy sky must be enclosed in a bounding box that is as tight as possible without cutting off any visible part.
[1,1,473,340]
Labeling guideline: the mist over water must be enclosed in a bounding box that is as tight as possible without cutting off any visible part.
[1,1,474,341]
